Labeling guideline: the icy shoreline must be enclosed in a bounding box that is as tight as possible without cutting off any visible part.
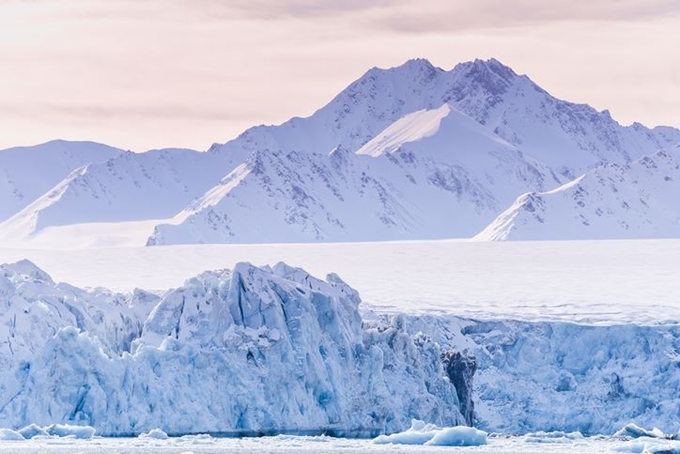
[1,259,679,439]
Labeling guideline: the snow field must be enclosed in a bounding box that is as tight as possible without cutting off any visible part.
[1,239,679,324]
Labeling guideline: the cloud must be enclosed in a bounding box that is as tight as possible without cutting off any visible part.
[169,0,397,20]
[371,0,680,33]
[0,0,678,152]
[165,0,680,29]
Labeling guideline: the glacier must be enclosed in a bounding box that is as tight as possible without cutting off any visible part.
[0,259,678,438]
[0,260,465,436]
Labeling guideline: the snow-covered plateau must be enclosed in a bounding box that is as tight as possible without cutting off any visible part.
[0,247,678,444]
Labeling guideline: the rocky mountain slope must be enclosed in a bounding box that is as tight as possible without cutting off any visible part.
[475,146,680,241]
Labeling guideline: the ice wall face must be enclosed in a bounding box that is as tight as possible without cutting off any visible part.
[400,316,680,436]
[467,320,680,435]
[0,261,464,436]
[2,260,679,437]
[0,260,156,367]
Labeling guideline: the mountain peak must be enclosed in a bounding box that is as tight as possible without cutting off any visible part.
[399,57,436,71]
[364,58,442,84]
[451,58,519,93]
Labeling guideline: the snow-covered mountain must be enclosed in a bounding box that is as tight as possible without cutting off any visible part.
[212,58,679,174]
[148,58,680,245]
[0,148,248,240]
[475,146,680,241]
[0,140,122,221]
[148,103,562,245]
[2,58,680,244]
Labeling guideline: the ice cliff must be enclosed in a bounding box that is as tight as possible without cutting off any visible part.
[0,260,464,436]
[398,316,680,436]
[1,260,678,437]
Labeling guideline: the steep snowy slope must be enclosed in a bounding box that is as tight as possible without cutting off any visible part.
[0,148,247,240]
[148,103,562,245]
[443,59,680,174]
[210,58,457,157]
[475,147,680,241]
[0,140,122,221]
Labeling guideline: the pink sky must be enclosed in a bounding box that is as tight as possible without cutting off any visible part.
[1,0,679,151]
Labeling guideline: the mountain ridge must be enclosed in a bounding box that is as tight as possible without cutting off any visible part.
[474,146,680,241]
[1,58,679,245]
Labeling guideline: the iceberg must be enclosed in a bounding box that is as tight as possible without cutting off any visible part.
[0,428,23,441]
[614,423,671,440]
[140,428,169,440]
[523,430,585,444]
[3,423,95,440]
[45,424,96,439]
[373,419,487,446]
[17,424,48,439]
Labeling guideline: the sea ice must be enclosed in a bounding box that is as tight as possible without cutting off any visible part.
[0,428,23,441]
[615,423,669,439]
[45,424,96,439]
[140,428,169,439]
[17,424,48,439]
[614,439,680,454]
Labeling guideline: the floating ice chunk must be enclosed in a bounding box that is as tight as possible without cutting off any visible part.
[374,422,438,445]
[18,424,48,439]
[0,428,24,440]
[140,428,170,440]
[615,423,668,439]
[524,430,584,443]
[425,426,488,446]
[614,439,680,453]
[46,424,96,439]
[374,419,487,446]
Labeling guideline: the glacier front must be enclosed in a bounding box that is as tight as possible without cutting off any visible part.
[0,260,465,436]
[0,260,678,437]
